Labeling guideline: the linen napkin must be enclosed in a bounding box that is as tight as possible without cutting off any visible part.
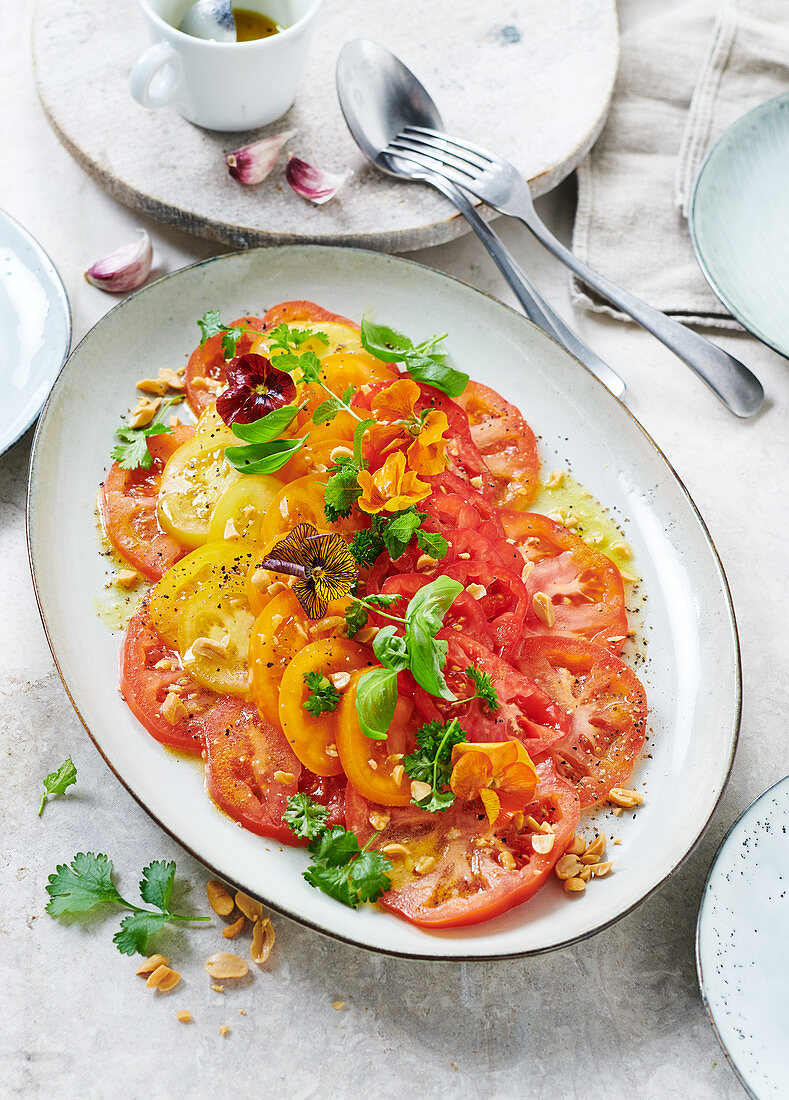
[571,0,789,327]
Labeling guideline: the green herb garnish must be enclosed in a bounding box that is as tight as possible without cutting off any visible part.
[402,718,467,813]
[111,396,183,471]
[360,318,468,398]
[37,757,77,816]
[303,670,341,717]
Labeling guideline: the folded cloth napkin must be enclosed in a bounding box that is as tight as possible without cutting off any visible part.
[571,0,789,327]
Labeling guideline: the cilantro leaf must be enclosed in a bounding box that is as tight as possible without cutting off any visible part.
[347,850,392,903]
[221,327,244,358]
[111,422,170,471]
[296,350,323,385]
[303,862,359,907]
[269,323,328,353]
[45,853,123,915]
[139,860,175,912]
[403,719,468,813]
[349,529,384,568]
[312,396,343,425]
[307,826,361,867]
[303,670,341,716]
[113,911,170,957]
[283,793,330,840]
[415,528,449,560]
[324,458,362,522]
[381,509,422,560]
[355,666,399,740]
[465,666,500,710]
[197,309,224,344]
[345,599,369,638]
[38,756,77,816]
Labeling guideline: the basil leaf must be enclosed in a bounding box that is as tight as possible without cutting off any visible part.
[355,667,399,740]
[360,318,415,361]
[312,397,343,425]
[372,626,410,672]
[382,509,422,559]
[404,576,463,700]
[353,418,375,468]
[405,575,464,635]
[224,436,306,475]
[402,353,468,399]
[231,405,299,443]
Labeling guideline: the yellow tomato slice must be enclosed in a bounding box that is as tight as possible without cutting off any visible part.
[259,474,357,544]
[285,435,355,481]
[248,589,349,726]
[157,428,241,549]
[336,670,415,805]
[278,638,371,776]
[177,589,255,697]
[149,541,262,646]
[193,402,228,437]
[207,475,281,543]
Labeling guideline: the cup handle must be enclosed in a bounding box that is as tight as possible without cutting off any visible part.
[129,41,183,109]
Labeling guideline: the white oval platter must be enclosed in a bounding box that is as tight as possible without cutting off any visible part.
[27,245,739,959]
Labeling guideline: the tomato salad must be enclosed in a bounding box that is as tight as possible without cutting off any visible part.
[101,300,647,929]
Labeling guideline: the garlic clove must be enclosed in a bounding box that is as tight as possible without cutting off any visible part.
[226,129,296,185]
[85,230,153,293]
[285,155,352,205]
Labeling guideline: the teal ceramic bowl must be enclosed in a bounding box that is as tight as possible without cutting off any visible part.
[689,91,789,359]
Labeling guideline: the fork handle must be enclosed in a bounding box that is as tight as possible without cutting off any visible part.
[427,177,626,397]
[504,196,764,417]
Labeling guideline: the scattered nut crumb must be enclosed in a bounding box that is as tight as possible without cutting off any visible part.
[211,984,225,993]
[115,568,139,589]
[250,916,275,965]
[608,787,643,809]
[136,953,169,976]
[332,1000,346,1010]
[205,952,248,979]
[175,1010,192,1023]
[532,591,555,627]
[239,1009,247,1016]
[219,1025,230,1037]
[223,914,246,939]
[146,965,181,991]
[273,770,295,785]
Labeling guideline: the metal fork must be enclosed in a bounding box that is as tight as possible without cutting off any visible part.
[388,126,764,418]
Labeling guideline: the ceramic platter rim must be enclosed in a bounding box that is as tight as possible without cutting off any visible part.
[27,245,741,960]
[689,91,789,359]
[0,207,71,456]
[696,774,789,1100]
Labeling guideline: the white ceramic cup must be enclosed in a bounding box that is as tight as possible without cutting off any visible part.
[129,0,321,131]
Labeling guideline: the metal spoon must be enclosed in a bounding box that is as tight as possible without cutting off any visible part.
[179,0,236,41]
[336,39,626,399]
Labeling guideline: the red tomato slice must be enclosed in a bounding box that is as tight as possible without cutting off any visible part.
[455,381,540,509]
[262,300,359,330]
[100,426,194,582]
[515,635,647,807]
[120,607,219,754]
[411,631,570,759]
[502,510,628,653]
[184,315,267,416]
[370,573,497,649]
[346,758,579,928]
[204,698,303,843]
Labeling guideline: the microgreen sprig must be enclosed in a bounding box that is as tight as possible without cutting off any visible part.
[37,757,77,816]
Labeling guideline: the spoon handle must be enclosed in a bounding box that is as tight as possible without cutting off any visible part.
[425,175,626,398]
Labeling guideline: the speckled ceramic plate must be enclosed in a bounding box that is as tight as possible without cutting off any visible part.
[0,209,71,456]
[27,245,740,959]
[689,92,789,359]
[697,776,789,1100]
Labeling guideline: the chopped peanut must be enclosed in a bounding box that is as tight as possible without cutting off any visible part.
[369,810,391,831]
[115,568,139,589]
[591,861,614,877]
[205,953,248,979]
[223,915,246,939]
[147,965,181,991]
[235,891,263,923]
[161,692,187,725]
[330,671,351,690]
[206,880,235,917]
[273,770,295,785]
[250,917,275,965]
[532,591,555,628]
[531,833,555,855]
[129,397,160,428]
[410,780,432,802]
[608,787,643,809]
[414,856,436,875]
[564,877,586,893]
[136,953,169,976]
[176,1009,192,1023]
[219,1025,230,1037]
[467,583,487,600]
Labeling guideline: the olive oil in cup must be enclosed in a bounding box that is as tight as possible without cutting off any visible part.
[129,0,321,131]
[234,8,282,40]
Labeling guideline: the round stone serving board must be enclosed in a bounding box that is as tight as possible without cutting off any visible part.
[33,0,618,252]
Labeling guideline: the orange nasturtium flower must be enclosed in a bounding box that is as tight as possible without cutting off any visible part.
[357,450,431,514]
[367,378,450,476]
[449,741,538,826]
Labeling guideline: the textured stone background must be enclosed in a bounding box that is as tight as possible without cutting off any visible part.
[3,0,788,1096]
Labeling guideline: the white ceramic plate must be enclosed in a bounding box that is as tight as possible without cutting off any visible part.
[28,246,740,959]
[0,209,71,456]
[690,91,789,359]
[697,776,789,1099]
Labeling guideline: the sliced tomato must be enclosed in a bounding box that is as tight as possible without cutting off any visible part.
[515,635,647,807]
[442,559,530,658]
[99,426,194,581]
[411,631,569,760]
[346,758,579,927]
[455,381,540,508]
[369,572,496,648]
[502,510,628,653]
[185,315,267,416]
[120,607,219,754]
[335,670,415,806]
[262,300,359,330]
[204,698,302,843]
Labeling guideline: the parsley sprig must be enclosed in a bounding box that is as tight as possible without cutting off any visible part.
[284,795,393,908]
[111,396,184,471]
[303,670,341,716]
[45,854,209,955]
[37,756,77,816]
[460,667,500,710]
[349,509,449,567]
[402,719,468,812]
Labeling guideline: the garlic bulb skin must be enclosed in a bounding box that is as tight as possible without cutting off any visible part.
[226,129,296,185]
[285,156,352,205]
[85,231,153,293]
